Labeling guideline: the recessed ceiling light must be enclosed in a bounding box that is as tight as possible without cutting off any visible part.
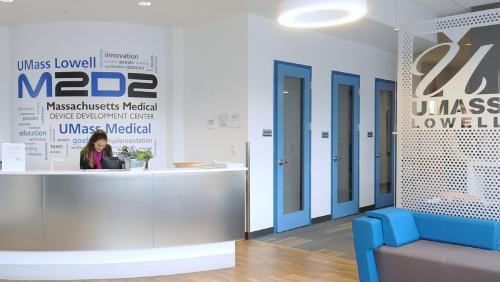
[394,27,400,31]
[0,0,14,3]
[137,1,152,7]
[278,0,367,29]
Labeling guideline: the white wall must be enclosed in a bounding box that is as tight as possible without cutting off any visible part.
[166,28,185,167]
[0,27,10,157]
[248,14,397,232]
[183,15,248,163]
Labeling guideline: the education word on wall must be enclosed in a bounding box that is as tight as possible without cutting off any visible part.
[397,8,500,221]
[11,22,167,169]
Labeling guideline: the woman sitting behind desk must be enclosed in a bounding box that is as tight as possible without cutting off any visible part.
[80,130,113,169]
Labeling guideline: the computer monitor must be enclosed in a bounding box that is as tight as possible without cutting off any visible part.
[102,156,125,170]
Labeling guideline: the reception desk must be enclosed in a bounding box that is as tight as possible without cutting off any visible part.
[0,168,246,280]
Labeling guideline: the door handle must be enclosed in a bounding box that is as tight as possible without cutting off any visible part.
[277,159,287,166]
[333,156,342,161]
[376,153,380,159]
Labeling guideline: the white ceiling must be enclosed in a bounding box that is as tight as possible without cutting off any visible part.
[0,0,498,52]
[413,0,500,17]
[0,0,280,27]
[2,0,498,28]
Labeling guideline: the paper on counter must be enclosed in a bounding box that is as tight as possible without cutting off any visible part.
[2,143,26,172]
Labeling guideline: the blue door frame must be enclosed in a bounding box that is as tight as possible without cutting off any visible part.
[374,79,396,208]
[273,60,312,233]
[331,71,360,219]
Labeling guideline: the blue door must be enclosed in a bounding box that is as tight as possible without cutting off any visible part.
[274,61,312,233]
[375,79,396,208]
[331,72,360,219]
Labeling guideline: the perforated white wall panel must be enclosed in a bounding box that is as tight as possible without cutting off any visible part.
[397,8,500,221]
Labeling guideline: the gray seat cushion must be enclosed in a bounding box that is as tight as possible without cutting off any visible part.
[375,240,500,282]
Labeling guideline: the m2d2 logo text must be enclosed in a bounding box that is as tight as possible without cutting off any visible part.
[18,71,158,99]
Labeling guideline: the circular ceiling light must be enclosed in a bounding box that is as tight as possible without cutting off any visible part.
[137,1,152,7]
[278,0,367,28]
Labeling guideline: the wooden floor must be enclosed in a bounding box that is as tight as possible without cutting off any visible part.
[9,240,358,282]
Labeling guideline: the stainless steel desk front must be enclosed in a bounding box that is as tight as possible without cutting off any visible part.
[0,169,245,251]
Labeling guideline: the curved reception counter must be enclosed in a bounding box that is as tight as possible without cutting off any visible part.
[0,168,246,280]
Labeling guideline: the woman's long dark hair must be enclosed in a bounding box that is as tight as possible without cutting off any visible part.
[81,130,108,169]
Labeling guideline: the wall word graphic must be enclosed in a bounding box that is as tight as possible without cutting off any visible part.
[11,23,167,169]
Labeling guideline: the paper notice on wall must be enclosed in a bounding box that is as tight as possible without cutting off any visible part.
[207,116,218,129]
[217,114,229,128]
[2,143,26,172]
[217,113,240,128]
[208,113,240,129]
[227,113,241,128]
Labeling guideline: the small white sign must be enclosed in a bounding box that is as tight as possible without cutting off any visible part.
[207,116,218,129]
[208,113,241,129]
[2,143,26,172]
[217,113,241,128]
[217,114,229,128]
[227,113,241,128]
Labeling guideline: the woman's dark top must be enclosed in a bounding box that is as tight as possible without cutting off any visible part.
[80,144,113,169]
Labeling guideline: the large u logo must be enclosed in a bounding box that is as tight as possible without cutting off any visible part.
[412,42,494,98]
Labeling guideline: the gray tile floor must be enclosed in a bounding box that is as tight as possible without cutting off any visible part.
[255,214,363,260]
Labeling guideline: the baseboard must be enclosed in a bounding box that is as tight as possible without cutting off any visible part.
[359,205,376,213]
[312,214,331,224]
[245,227,274,239]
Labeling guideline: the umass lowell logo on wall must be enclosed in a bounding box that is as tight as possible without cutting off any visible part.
[411,26,500,129]
[17,57,158,99]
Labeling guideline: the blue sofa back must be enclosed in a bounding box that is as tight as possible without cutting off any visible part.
[413,212,500,251]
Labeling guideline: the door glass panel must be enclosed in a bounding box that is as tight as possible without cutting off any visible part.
[337,84,353,203]
[283,76,304,214]
[379,90,393,195]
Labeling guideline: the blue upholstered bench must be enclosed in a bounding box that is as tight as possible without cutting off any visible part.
[352,208,500,282]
